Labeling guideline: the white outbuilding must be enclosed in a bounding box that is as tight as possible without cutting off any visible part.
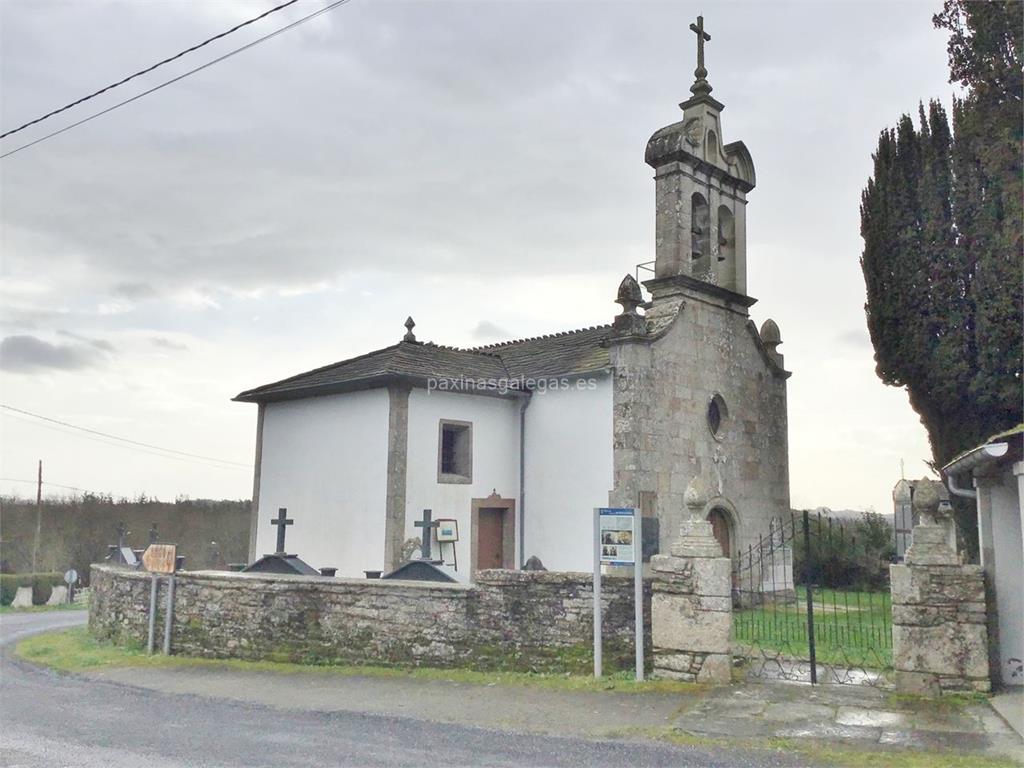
[943,426,1024,691]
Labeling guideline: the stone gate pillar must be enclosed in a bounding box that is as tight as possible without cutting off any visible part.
[891,479,990,695]
[650,477,732,683]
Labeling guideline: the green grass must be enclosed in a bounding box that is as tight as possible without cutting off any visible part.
[734,586,893,669]
[16,628,703,695]
[887,691,991,712]
[0,601,86,614]
[763,737,1020,768]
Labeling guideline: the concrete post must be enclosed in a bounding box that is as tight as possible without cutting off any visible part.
[650,476,732,683]
[891,479,990,695]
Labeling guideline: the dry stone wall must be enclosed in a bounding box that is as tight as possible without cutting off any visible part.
[90,565,650,673]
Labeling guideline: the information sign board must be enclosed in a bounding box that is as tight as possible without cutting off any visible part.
[598,508,635,566]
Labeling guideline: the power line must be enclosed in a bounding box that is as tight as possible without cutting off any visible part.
[0,476,111,496]
[1,0,352,160]
[0,404,251,468]
[2,410,249,471]
[0,0,300,140]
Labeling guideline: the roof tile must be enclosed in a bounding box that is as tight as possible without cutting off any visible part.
[234,325,612,402]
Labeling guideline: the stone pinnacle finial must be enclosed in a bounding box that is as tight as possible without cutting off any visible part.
[905,477,957,564]
[911,478,941,524]
[684,475,710,512]
[669,475,724,557]
[612,274,647,336]
[759,319,784,366]
[688,14,713,98]
[403,316,416,343]
[616,274,643,315]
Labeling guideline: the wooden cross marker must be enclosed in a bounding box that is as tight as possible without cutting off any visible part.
[270,507,293,554]
[689,15,711,79]
[414,509,439,561]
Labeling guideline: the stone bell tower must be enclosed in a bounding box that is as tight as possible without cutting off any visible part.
[608,15,790,572]
[645,15,755,304]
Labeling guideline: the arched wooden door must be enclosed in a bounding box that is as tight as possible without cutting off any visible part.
[706,508,732,558]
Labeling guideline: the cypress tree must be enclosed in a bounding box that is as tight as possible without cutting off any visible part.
[860,0,1022,477]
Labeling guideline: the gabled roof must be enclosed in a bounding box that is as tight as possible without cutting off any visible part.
[234,325,613,403]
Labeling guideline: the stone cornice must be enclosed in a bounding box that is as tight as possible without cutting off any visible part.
[643,274,757,311]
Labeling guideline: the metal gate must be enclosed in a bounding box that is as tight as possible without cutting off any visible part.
[732,510,894,686]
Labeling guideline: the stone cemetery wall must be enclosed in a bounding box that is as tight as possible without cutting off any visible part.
[90,565,651,673]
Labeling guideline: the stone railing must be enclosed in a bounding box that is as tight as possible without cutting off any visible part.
[89,565,650,673]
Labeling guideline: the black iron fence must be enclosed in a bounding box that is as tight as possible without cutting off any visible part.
[733,510,894,686]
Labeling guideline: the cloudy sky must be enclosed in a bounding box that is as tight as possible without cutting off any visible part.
[1,0,951,515]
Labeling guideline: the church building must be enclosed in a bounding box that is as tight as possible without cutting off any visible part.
[235,20,791,582]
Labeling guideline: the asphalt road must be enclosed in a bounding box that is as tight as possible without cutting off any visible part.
[0,611,803,768]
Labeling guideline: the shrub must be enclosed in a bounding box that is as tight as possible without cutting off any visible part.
[0,572,64,606]
[793,512,895,592]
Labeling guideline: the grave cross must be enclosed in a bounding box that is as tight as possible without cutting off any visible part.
[270,507,293,554]
[115,521,129,549]
[689,15,711,79]
[414,509,439,561]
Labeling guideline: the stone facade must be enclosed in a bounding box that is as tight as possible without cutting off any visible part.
[90,565,650,673]
[608,296,790,559]
[890,480,990,695]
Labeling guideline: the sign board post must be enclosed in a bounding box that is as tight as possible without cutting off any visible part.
[147,574,159,654]
[142,544,178,655]
[633,510,643,681]
[592,508,602,678]
[593,508,644,681]
[63,569,77,604]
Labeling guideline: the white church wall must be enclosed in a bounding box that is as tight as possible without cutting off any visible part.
[983,471,1023,687]
[523,375,614,572]
[256,389,389,578]
[405,388,521,583]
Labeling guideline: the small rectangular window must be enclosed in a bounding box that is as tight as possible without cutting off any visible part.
[438,420,472,483]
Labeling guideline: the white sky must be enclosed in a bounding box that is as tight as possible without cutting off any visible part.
[0,0,949,515]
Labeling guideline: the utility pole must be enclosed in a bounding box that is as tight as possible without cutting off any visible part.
[31,460,42,574]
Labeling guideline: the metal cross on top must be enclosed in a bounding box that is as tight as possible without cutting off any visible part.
[414,509,439,561]
[689,15,711,79]
[270,507,294,554]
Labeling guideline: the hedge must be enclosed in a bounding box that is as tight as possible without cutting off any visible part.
[0,573,64,606]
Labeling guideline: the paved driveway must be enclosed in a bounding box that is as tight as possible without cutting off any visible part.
[0,611,796,768]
